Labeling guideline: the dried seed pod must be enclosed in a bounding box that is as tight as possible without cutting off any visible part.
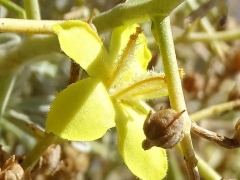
[142,109,185,150]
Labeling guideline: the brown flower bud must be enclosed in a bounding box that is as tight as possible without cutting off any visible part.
[142,109,185,150]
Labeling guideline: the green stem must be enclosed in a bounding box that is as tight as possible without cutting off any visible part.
[151,15,199,180]
[21,133,62,170]
[174,28,240,43]
[196,153,221,180]
[0,0,26,19]
[24,0,41,20]
[0,117,35,149]
[92,0,184,33]
[0,71,16,118]
[1,18,240,43]
[0,0,185,34]
[186,0,226,61]
[190,100,240,122]
[0,19,61,34]
[167,151,185,180]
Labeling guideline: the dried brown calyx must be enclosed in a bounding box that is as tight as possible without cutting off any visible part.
[142,109,185,150]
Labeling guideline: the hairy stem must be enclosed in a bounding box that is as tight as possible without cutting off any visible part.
[92,0,184,33]
[0,17,239,43]
[151,15,199,180]
[0,19,62,34]
[0,0,185,34]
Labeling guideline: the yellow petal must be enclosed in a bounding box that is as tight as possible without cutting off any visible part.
[108,25,151,88]
[115,103,167,180]
[110,70,168,100]
[46,77,115,141]
[53,20,110,82]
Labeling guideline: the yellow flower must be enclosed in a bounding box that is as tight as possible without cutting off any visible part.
[46,20,170,180]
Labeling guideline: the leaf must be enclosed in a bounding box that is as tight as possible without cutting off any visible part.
[115,103,167,180]
[53,20,110,82]
[46,77,115,141]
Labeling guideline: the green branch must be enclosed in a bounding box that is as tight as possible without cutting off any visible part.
[174,28,240,43]
[0,0,185,34]
[0,0,26,19]
[92,0,184,33]
[190,100,240,122]
[185,0,226,60]
[151,15,199,180]
[21,133,63,170]
[24,0,41,20]
[0,71,16,118]
[196,153,221,180]
[0,19,61,34]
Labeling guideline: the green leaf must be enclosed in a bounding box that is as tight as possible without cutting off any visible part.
[53,20,110,82]
[115,103,167,180]
[46,77,115,141]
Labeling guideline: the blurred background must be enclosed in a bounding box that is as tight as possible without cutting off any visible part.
[1,0,240,179]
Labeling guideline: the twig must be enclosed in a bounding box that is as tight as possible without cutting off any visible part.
[0,71,17,118]
[185,0,225,24]
[190,100,240,149]
[196,153,221,180]
[0,0,26,19]
[21,133,63,170]
[0,0,186,34]
[184,0,227,61]
[0,18,62,34]
[23,0,41,20]
[191,120,240,149]
[174,28,240,43]
[190,100,240,122]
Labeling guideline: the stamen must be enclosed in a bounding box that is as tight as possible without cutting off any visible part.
[112,76,166,99]
[107,27,143,88]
